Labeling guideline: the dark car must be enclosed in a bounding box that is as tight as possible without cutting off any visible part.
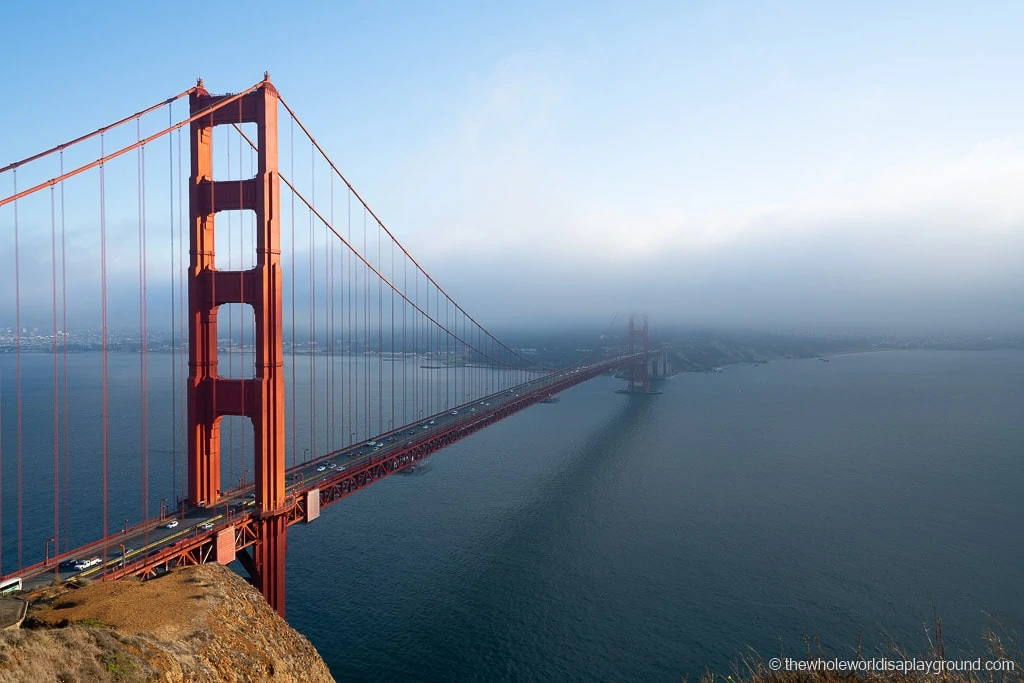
[58,558,79,570]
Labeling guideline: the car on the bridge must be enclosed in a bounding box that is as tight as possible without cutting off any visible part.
[59,558,79,570]
[164,520,179,529]
[316,465,327,472]
[198,522,214,531]
[450,410,458,415]
[73,557,101,571]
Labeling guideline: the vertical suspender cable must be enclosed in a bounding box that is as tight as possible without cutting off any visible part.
[378,220,383,433]
[366,209,370,438]
[100,133,110,566]
[403,257,407,427]
[390,237,395,429]
[238,114,247,486]
[13,169,23,571]
[178,129,187,508]
[227,127,235,484]
[169,104,178,524]
[60,152,70,553]
[290,117,296,467]
[348,191,353,442]
[413,268,418,422]
[138,121,150,530]
[310,143,316,461]
[50,185,60,563]
[329,171,335,450]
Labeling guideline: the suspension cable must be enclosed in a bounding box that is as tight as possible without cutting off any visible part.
[0,81,263,208]
[0,87,198,175]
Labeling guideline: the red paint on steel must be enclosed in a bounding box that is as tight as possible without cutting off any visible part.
[187,77,287,616]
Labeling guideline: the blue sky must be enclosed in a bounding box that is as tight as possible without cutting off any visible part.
[2,1,1023,333]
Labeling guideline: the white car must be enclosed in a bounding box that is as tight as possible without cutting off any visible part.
[74,557,102,571]
[316,465,327,472]
[198,522,214,531]
[164,520,179,529]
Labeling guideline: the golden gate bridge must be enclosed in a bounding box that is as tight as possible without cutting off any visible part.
[0,76,652,616]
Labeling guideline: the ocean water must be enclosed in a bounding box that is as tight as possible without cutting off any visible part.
[2,349,1023,680]
[284,349,1024,681]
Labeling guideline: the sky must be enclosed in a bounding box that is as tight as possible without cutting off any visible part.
[1,0,1023,335]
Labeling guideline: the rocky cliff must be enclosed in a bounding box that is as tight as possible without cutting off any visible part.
[0,564,334,682]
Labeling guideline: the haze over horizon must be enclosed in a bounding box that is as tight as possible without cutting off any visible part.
[2,1,1022,336]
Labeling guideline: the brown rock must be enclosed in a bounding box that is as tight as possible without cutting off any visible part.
[0,564,334,682]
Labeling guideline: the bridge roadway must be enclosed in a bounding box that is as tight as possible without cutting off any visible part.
[9,354,638,594]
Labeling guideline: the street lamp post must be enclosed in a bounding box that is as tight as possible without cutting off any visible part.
[44,537,54,567]
[159,498,168,520]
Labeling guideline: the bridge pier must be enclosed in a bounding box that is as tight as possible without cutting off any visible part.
[188,76,288,616]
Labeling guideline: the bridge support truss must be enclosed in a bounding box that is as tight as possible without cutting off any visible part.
[627,314,650,393]
[188,76,288,615]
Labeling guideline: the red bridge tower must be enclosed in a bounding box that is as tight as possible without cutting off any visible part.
[188,76,288,615]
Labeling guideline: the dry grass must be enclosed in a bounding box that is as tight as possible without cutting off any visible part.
[0,625,158,683]
[695,618,1023,683]
[0,564,334,683]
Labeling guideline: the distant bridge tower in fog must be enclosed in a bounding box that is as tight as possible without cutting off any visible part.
[626,314,651,393]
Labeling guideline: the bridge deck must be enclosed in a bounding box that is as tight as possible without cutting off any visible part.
[6,355,638,593]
